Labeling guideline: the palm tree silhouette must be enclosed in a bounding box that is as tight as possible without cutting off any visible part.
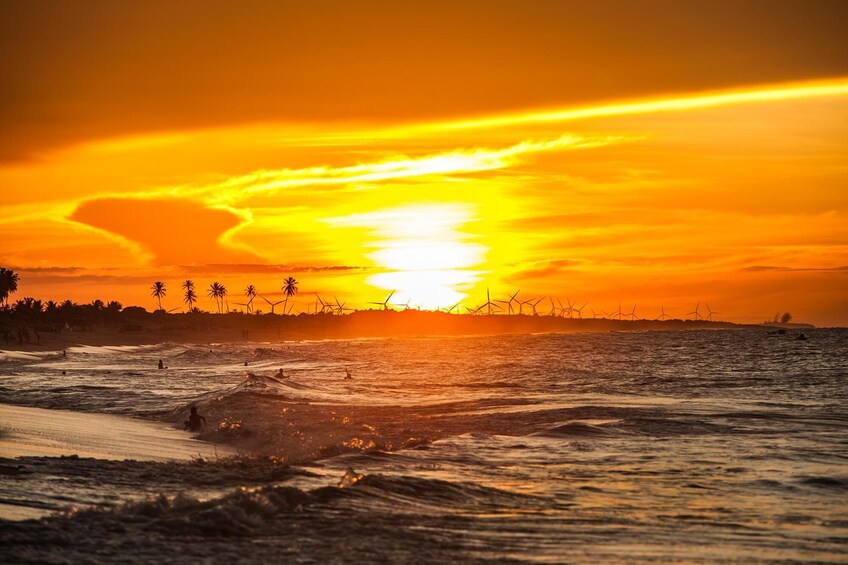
[150,281,166,311]
[182,280,197,312]
[219,283,229,312]
[0,267,20,307]
[282,277,298,313]
[244,285,257,313]
[207,282,223,313]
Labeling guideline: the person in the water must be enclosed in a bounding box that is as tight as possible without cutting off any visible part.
[158,359,165,369]
[344,368,352,379]
[184,406,207,432]
[277,368,288,379]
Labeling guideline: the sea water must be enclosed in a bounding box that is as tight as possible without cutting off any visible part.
[1,329,846,563]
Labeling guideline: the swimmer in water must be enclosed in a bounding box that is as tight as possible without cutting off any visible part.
[158,359,165,370]
[277,368,288,379]
[344,368,352,380]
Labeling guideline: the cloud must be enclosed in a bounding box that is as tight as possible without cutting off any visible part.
[11,266,84,273]
[69,198,259,265]
[179,263,368,275]
[512,259,583,280]
[741,265,848,272]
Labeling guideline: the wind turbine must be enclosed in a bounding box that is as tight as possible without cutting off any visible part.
[495,289,520,315]
[478,287,499,315]
[613,303,624,320]
[334,297,353,315]
[260,295,285,314]
[313,293,333,313]
[529,296,544,316]
[687,301,702,320]
[576,303,588,319]
[556,298,567,317]
[656,304,672,321]
[439,301,461,314]
[369,290,396,311]
[629,304,638,321]
[705,303,719,321]
[547,296,558,316]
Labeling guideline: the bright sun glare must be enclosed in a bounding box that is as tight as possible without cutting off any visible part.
[327,204,486,309]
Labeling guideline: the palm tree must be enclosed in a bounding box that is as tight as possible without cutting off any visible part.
[207,282,223,313]
[0,267,20,307]
[220,283,229,312]
[282,277,298,313]
[182,280,197,312]
[244,285,257,313]
[150,281,166,311]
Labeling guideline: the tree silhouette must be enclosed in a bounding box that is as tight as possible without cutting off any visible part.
[182,279,197,312]
[150,281,166,311]
[207,282,223,313]
[219,283,229,312]
[282,277,298,313]
[0,267,20,307]
[244,284,257,313]
[207,282,229,313]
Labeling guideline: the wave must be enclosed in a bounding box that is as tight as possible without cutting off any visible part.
[535,415,738,438]
[223,372,305,397]
[0,471,544,563]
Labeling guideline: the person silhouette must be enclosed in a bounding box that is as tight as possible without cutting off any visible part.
[184,406,207,432]
[344,368,352,380]
[158,359,165,369]
[277,368,288,379]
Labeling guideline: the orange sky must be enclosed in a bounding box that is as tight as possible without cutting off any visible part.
[2,1,848,325]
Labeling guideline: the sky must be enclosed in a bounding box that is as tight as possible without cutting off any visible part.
[2,1,848,325]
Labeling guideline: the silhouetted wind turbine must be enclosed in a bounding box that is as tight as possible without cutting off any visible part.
[656,304,672,321]
[687,301,702,320]
[479,287,499,315]
[260,295,285,314]
[705,303,719,321]
[629,304,638,321]
[613,303,624,320]
[547,296,558,316]
[439,301,461,313]
[369,291,396,311]
[334,297,353,315]
[528,296,544,316]
[576,303,588,319]
[556,298,567,317]
[495,289,520,315]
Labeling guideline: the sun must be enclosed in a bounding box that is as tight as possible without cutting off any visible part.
[327,203,487,310]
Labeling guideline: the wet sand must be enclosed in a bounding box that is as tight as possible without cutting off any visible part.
[0,403,234,461]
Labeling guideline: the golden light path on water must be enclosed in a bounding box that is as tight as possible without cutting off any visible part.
[326,204,486,309]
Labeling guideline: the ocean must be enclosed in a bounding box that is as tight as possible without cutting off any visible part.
[1,329,846,563]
